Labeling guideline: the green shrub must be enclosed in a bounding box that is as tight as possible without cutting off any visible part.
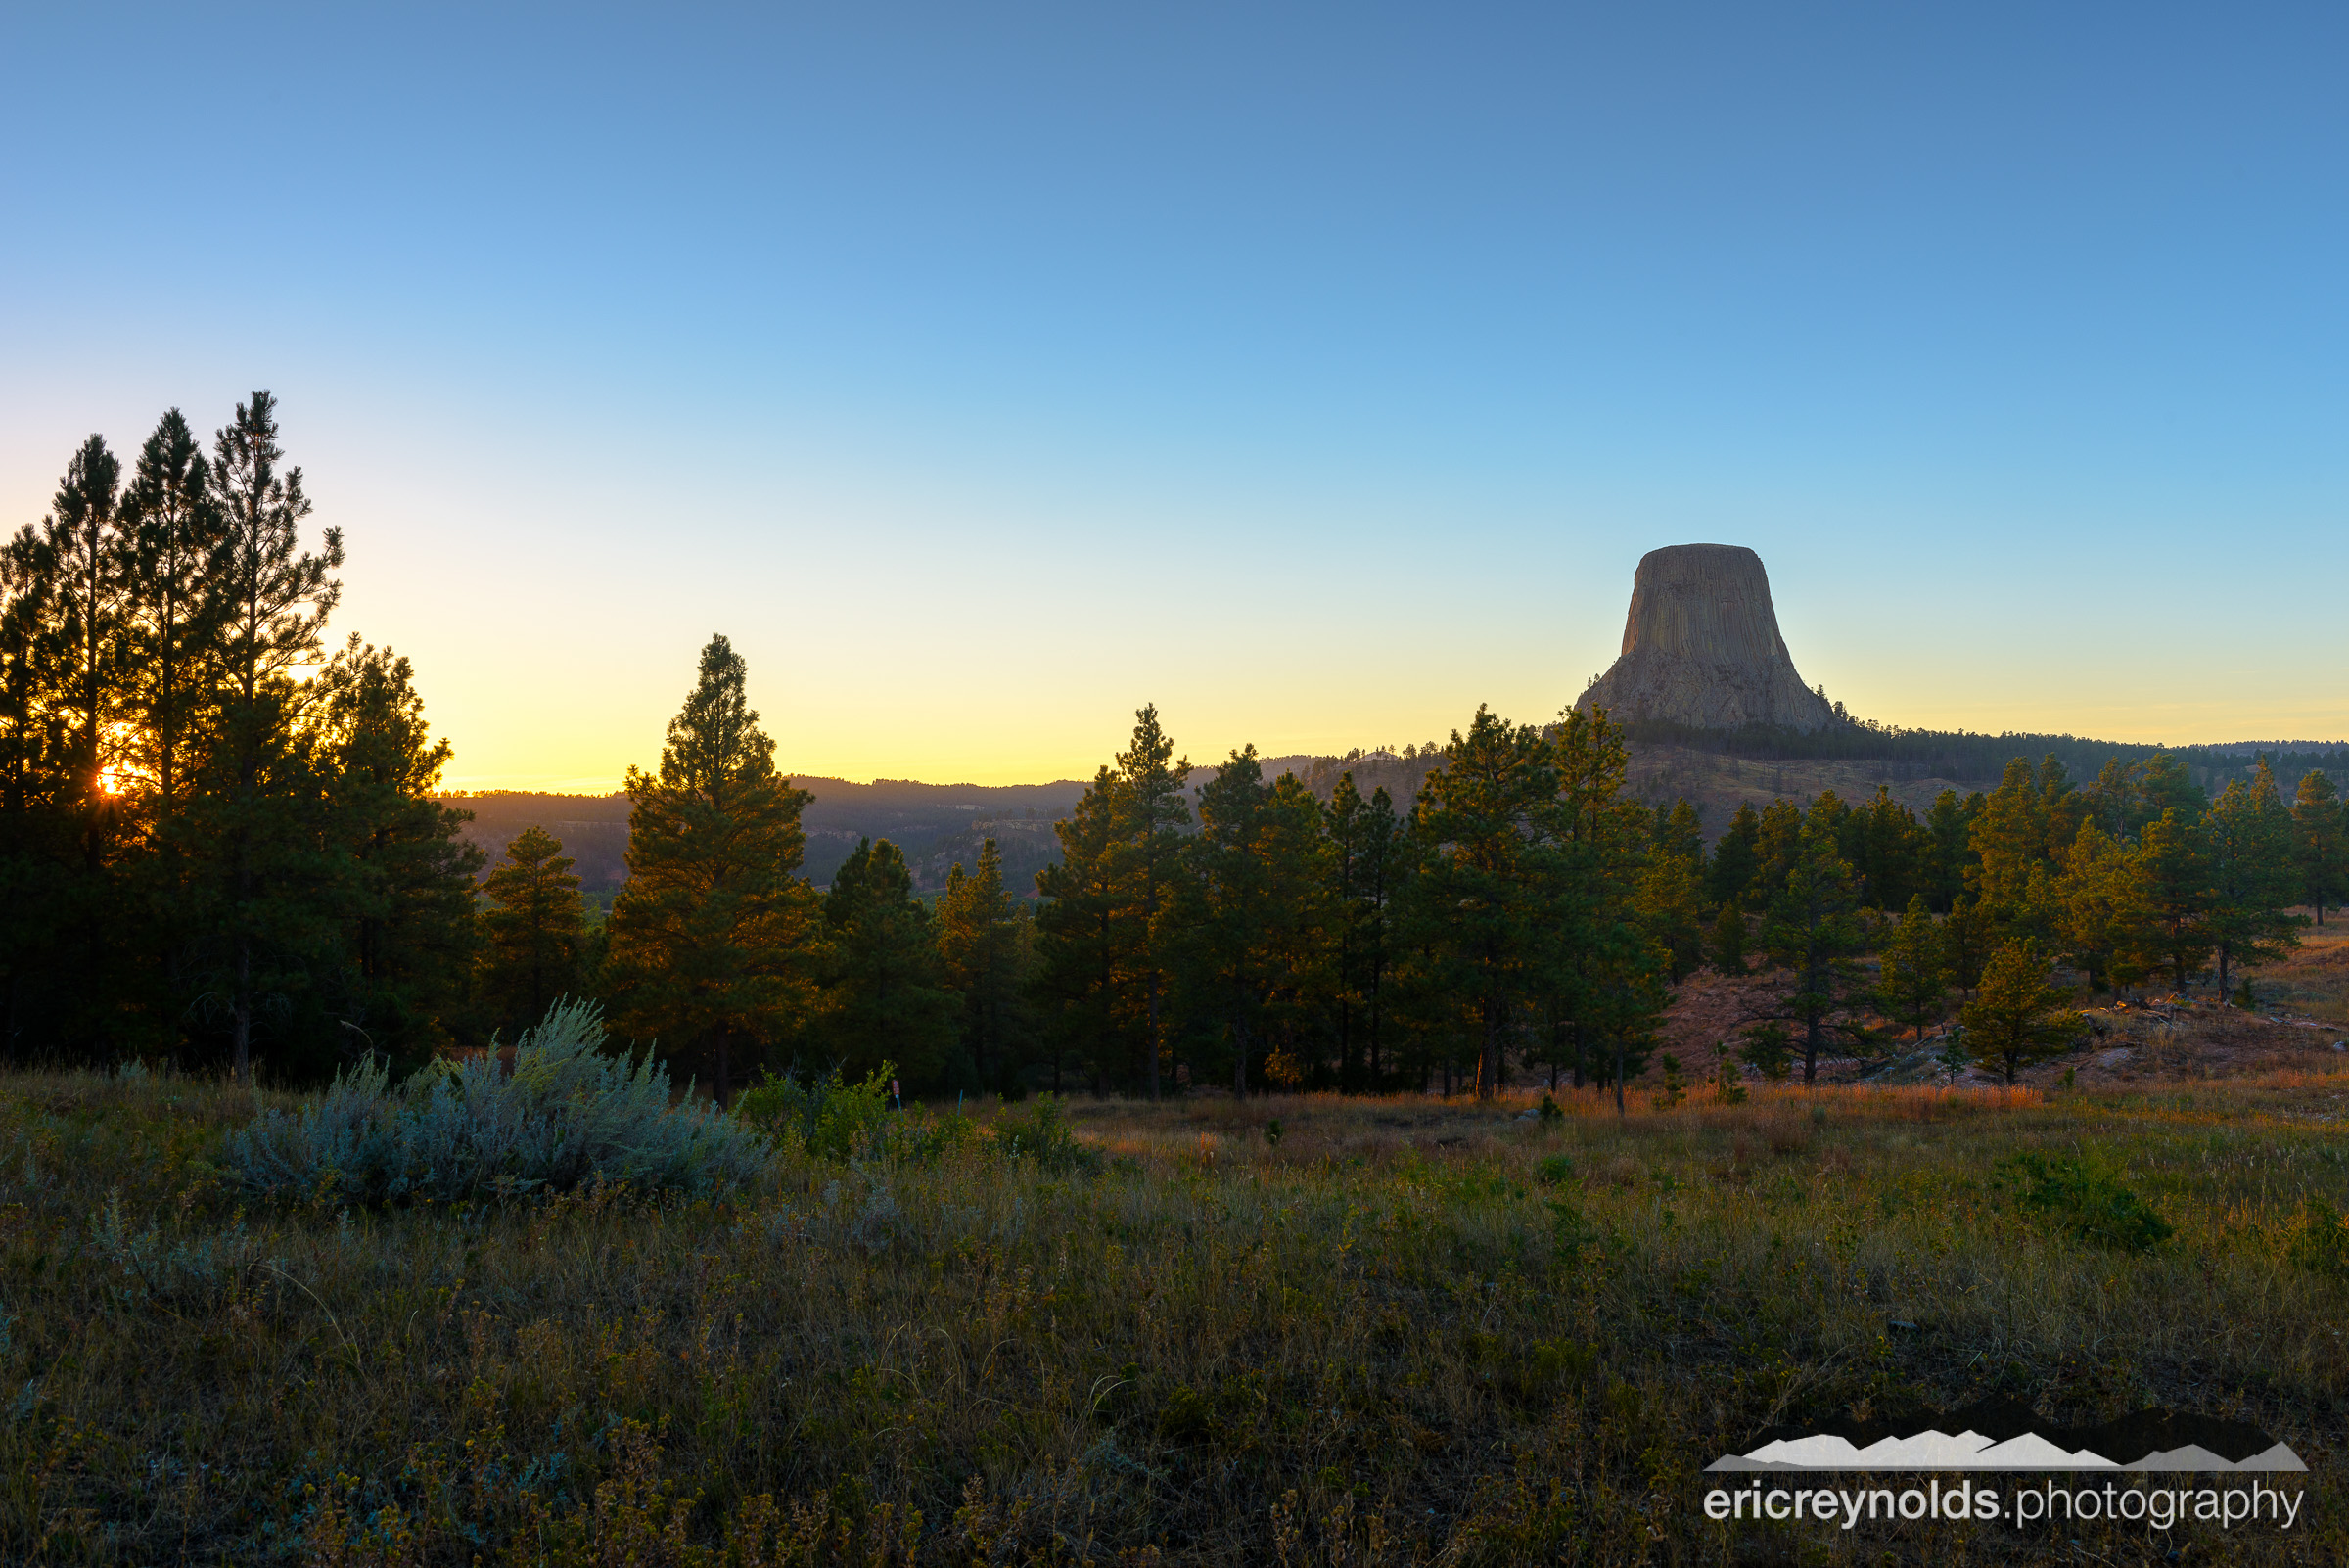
[735,1062,895,1160]
[227,999,769,1203]
[1999,1152,2173,1252]
[1535,1155,1575,1185]
[1536,1093,1564,1127]
[2286,1199,2349,1276]
[993,1094,1101,1175]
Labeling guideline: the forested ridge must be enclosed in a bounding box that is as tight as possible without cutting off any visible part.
[6,397,2336,1102]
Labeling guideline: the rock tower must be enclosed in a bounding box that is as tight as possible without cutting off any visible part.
[1574,544,1837,732]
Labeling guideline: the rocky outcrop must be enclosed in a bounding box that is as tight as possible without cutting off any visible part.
[1575,544,1838,733]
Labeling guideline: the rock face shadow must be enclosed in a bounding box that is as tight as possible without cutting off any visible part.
[1577,543,1838,733]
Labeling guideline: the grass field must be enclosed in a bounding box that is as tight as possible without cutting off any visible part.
[2,1063,2344,1564]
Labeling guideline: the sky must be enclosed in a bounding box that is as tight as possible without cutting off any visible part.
[4,3,2345,789]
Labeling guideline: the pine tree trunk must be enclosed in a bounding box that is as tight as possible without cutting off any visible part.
[233,937,253,1087]
[1478,999,1497,1100]
[1146,974,1161,1101]
[1338,995,1352,1094]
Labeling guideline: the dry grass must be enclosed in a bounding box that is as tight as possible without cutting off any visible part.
[0,1069,2344,1564]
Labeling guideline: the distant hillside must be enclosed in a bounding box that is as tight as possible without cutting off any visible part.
[441,775,1091,895]
[442,730,2349,894]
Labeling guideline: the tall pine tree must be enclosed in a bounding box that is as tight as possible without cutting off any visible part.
[603,634,818,1104]
[1325,772,1407,1089]
[1408,708,1557,1099]
[1032,764,1126,1093]
[2292,770,2345,927]
[118,409,229,811]
[189,392,345,1084]
[2203,761,2301,999]
[313,637,484,1068]
[1107,705,1189,1099]
[937,838,1027,1090]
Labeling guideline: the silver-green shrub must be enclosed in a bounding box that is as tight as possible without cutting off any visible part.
[227,999,771,1202]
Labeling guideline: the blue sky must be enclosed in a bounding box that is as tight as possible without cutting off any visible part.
[4,3,2344,786]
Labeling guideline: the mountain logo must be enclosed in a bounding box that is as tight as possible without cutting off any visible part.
[1706,1399,2305,1474]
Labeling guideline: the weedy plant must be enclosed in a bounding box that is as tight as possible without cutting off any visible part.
[2000,1150,2175,1252]
[734,1061,896,1159]
[993,1093,1102,1175]
[2287,1198,2349,1276]
[226,998,769,1203]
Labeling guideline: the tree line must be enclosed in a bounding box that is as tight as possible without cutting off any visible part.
[497,662,2334,1105]
[0,395,477,1081]
[7,399,2334,1098]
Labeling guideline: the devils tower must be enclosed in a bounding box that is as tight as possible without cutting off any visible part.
[1574,544,1838,732]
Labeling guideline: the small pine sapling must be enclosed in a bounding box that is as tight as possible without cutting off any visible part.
[1739,1022,1793,1082]
[1651,1053,1687,1111]
[1714,1045,1748,1105]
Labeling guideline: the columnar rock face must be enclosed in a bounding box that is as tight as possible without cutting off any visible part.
[1574,544,1838,733]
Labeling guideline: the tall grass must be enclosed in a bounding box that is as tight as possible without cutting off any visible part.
[0,1067,2343,1563]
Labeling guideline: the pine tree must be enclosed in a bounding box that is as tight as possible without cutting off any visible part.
[2291,771,2346,927]
[1855,787,1927,912]
[1940,894,1994,997]
[603,634,818,1104]
[1960,939,2082,1084]
[1107,705,1190,1099]
[1188,746,1274,1093]
[1874,896,1949,1041]
[1409,708,1557,1099]
[1635,812,1706,983]
[1256,771,1334,1088]
[191,392,345,1084]
[2138,807,2214,991]
[2038,755,2089,865]
[0,498,71,1056]
[43,435,129,807]
[816,838,959,1087]
[313,638,483,1068]
[1551,708,1666,1110]
[1757,811,1865,1084]
[2203,762,2302,1000]
[1652,798,1704,864]
[2140,752,2207,826]
[1749,799,1804,909]
[936,837,1026,1089]
[479,825,587,1038]
[1325,772,1408,1090]
[2051,820,2156,993]
[1708,902,1747,976]
[1032,764,1126,1093]
[30,435,134,1050]
[1922,789,1974,910]
[117,409,229,811]
[1707,801,1762,907]
[1969,758,2047,924]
